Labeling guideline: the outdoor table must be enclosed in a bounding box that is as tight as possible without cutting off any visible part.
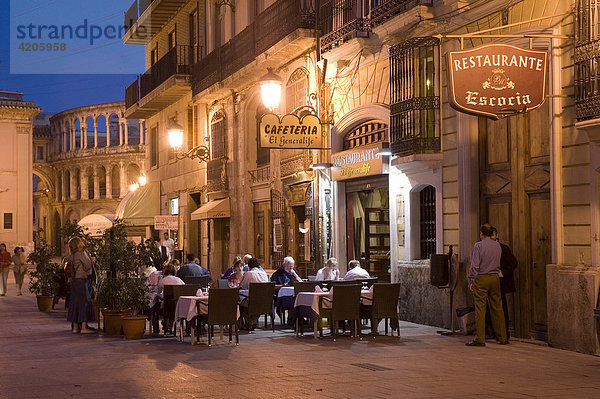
[294,288,373,338]
[277,286,294,298]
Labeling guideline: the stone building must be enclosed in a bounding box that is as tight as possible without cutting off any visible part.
[0,90,41,254]
[122,0,600,353]
[33,102,146,253]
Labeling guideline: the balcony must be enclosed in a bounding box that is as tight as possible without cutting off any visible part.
[192,0,316,97]
[370,0,432,28]
[280,152,312,180]
[125,45,199,119]
[575,40,600,122]
[207,158,228,197]
[123,0,189,45]
[249,165,271,186]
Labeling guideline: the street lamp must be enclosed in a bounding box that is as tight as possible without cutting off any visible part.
[260,68,282,111]
[167,117,210,162]
[137,175,147,186]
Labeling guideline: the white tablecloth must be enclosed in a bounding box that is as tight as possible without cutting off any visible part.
[174,295,241,322]
[277,286,295,298]
[294,289,373,316]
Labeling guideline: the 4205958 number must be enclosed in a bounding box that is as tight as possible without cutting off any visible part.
[18,42,66,52]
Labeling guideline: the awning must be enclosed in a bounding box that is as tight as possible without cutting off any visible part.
[190,198,230,220]
[115,181,160,226]
[78,214,114,237]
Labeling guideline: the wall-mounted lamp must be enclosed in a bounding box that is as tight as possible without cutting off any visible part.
[168,117,210,162]
[260,68,283,111]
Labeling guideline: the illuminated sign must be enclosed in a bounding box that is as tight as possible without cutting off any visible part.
[154,215,178,230]
[259,113,324,149]
[447,43,547,119]
[331,143,384,181]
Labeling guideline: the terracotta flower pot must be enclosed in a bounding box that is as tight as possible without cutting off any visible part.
[121,316,147,339]
[36,295,54,312]
[102,309,130,335]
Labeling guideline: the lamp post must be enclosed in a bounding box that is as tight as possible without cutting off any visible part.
[168,118,210,162]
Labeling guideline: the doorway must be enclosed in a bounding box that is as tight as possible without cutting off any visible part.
[479,100,551,340]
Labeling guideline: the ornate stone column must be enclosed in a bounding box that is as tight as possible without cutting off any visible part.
[82,118,87,149]
[119,120,123,146]
[94,120,98,148]
[93,165,100,200]
[81,166,89,200]
[105,115,110,147]
[105,164,112,199]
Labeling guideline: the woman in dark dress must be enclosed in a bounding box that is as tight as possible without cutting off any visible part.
[66,237,96,334]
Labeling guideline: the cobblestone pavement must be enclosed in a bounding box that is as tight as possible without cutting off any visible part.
[1,275,599,399]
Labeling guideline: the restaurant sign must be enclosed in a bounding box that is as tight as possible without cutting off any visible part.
[331,143,385,181]
[154,215,178,230]
[259,113,324,149]
[447,43,547,119]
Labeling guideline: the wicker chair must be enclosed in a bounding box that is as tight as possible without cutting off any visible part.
[241,282,276,332]
[197,288,240,346]
[163,284,201,335]
[319,284,361,340]
[361,283,401,337]
[293,281,321,295]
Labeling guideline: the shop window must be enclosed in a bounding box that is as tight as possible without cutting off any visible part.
[389,36,440,156]
[4,213,13,230]
[286,68,309,113]
[343,121,388,150]
[211,111,226,159]
[419,185,436,259]
[170,198,179,215]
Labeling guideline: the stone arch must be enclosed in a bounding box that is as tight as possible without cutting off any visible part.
[32,167,55,194]
[127,118,140,145]
[98,165,107,198]
[86,167,94,200]
[109,113,119,146]
[97,114,107,147]
[64,207,80,223]
[75,118,81,150]
[126,163,141,186]
[73,168,81,200]
[111,164,120,198]
[65,120,71,151]
[86,116,95,148]
[332,103,390,153]
[64,169,71,200]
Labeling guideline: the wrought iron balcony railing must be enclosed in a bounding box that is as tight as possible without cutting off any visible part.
[280,152,311,178]
[207,158,228,194]
[249,165,271,185]
[391,136,440,157]
[370,0,432,27]
[192,0,315,95]
[139,45,198,98]
[125,78,139,109]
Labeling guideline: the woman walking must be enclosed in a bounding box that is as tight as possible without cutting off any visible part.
[66,237,96,334]
[12,247,27,296]
[0,243,12,296]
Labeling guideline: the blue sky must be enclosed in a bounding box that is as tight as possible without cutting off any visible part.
[0,0,145,113]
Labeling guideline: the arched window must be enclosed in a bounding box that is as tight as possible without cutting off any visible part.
[75,119,81,150]
[419,185,436,259]
[74,168,81,200]
[97,115,107,147]
[65,121,71,151]
[86,116,95,148]
[343,121,388,150]
[286,68,309,113]
[211,111,226,159]
[98,166,106,198]
[111,165,120,198]
[86,167,94,199]
[64,170,71,200]
[109,114,119,146]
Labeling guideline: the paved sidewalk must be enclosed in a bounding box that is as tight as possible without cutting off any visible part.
[0,275,599,399]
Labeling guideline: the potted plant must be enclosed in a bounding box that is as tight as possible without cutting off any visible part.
[120,274,150,339]
[27,237,59,312]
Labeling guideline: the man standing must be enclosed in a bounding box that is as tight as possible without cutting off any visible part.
[466,224,508,346]
[162,232,175,257]
[177,253,211,282]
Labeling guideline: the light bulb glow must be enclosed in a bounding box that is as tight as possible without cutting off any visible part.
[138,175,147,186]
[168,122,184,150]
[261,81,281,111]
[129,183,139,192]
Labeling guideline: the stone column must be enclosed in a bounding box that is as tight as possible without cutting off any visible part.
[105,165,112,199]
[119,161,127,197]
[63,170,68,201]
[70,169,77,201]
[140,120,145,144]
[94,121,98,148]
[81,166,89,200]
[93,166,100,200]
[124,120,129,146]
[62,129,66,152]
[71,126,76,151]
[119,121,123,146]
[82,120,87,149]
[105,115,110,147]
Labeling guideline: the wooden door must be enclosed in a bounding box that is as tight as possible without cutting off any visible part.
[365,208,391,282]
[479,100,551,340]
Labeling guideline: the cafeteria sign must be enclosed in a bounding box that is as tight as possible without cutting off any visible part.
[447,43,547,119]
[331,143,384,181]
[154,215,178,230]
[259,113,324,149]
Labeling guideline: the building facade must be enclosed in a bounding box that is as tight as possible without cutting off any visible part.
[0,91,41,254]
[33,102,146,253]
[123,0,600,353]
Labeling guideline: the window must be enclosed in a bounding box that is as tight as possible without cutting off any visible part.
[168,28,176,50]
[343,121,388,150]
[286,68,309,113]
[4,213,13,230]
[187,104,199,150]
[211,111,226,159]
[419,185,436,259]
[150,43,158,65]
[36,146,44,161]
[189,10,201,61]
[150,125,158,167]
[170,198,179,215]
[390,37,440,156]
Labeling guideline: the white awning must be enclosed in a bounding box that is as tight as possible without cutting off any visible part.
[115,182,160,226]
[190,198,230,220]
[78,214,114,237]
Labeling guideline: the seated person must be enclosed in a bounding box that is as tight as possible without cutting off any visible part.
[239,257,269,289]
[227,259,245,288]
[271,256,303,285]
[157,263,184,297]
[343,259,370,280]
[316,257,340,281]
[177,253,211,282]
[222,256,247,279]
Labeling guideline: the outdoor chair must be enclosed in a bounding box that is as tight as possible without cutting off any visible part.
[241,282,276,332]
[183,275,210,288]
[319,284,361,340]
[360,283,401,337]
[163,284,201,336]
[293,281,321,295]
[218,279,229,288]
[197,288,239,346]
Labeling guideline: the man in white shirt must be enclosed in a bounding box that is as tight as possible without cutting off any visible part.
[162,232,175,256]
[240,257,269,289]
[343,259,370,280]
